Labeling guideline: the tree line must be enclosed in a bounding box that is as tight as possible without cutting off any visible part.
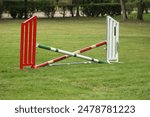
[0,0,150,20]
[120,0,150,20]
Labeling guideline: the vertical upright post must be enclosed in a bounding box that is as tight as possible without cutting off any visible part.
[20,16,37,69]
[32,16,37,68]
[106,16,119,63]
[20,23,25,69]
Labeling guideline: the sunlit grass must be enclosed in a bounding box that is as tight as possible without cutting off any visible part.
[0,14,150,99]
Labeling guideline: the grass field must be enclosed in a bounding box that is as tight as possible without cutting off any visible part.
[0,14,150,100]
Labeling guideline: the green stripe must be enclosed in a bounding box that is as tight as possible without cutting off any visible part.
[98,61,108,64]
[37,44,108,64]
[38,44,51,50]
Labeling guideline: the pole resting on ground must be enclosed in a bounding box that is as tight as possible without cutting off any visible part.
[49,62,92,66]
[36,43,107,64]
[35,41,107,68]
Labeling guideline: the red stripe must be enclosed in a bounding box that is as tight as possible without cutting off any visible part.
[79,41,106,53]
[24,22,28,64]
[31,16,37,68]
[20,24,24,69]
[35,56,68,68]
[96,41,107,47]
[53,56,67,62]
[35,62,49,68]
[80,47,92,53]
[28,20,32,65]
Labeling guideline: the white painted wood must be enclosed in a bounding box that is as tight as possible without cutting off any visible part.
[106,16,119,63]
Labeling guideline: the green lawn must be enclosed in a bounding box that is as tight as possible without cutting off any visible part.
[0,14,150,100]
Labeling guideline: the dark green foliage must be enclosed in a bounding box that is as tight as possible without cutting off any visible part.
[67,5,76,17]
[126,2,136,14]
[2,1,121,18]
[58,4,76,17]
[3,0,56,18]
[72,0,112,4]
[57,3,121,17]
[3,1,35,19]
[1,0,150,19]
[144,1,150,13]
[137,0,144,20]
[0,4,3,19]
[81,3,121,17]
[36,1,56,18]
[145,1,150,8]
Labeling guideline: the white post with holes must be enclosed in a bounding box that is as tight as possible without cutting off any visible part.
[106,16,119,63]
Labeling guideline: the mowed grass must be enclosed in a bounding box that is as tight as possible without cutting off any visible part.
[0,14,150,100]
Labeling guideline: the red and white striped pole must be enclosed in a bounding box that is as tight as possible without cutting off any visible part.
[34,41,107,68]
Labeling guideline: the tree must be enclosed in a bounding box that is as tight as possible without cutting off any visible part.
[24,0,28,18]
[0,0,3,19]
[137,0,144,20]
[72,0,88,17]
[120,0,128,20]
[56,0,59,5]
[0,0,2,5]
[72,0,80,16]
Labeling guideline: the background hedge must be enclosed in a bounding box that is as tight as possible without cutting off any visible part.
[0,0,150,19]
[81,3,121,17]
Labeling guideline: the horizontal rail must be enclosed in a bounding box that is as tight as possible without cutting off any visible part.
[34,41,107,68]
[36,43,107,66]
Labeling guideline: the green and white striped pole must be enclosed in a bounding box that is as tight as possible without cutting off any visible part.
[36,44,107,64]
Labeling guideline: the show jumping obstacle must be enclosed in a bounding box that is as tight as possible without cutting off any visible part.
[20,16,119,69]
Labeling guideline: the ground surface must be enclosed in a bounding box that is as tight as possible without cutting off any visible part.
[0,14,150,99]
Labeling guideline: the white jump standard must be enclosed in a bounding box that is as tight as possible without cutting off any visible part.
[106,16,119,63]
